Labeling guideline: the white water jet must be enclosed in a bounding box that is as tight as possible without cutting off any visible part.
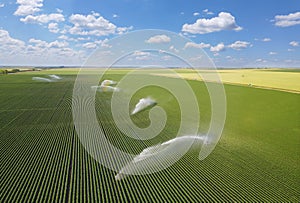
[131,97,157,115]
[101,79,117,86]
[32,77,53,82]
[91,79,119,92]
[48,74,62,80]
[115,135,205,181]
[91,85,120,92]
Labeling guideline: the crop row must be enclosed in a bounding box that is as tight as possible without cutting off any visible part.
[0,73,299,202]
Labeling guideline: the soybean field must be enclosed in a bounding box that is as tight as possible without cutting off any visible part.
[0,69,299,202]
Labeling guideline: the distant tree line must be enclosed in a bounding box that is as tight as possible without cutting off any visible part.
[0,69,8,75]
[0,68,38,75]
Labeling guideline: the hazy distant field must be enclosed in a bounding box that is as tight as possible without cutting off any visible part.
[0,68,299,202]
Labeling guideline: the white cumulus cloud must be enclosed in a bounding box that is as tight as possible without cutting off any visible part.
[182,12,242,34]
[14,0,43,16]
[47,40,69,48]
[0,29,86,65]
[20,13,65,24]
[255,38,272,42]
[48,23,59,33]
[228,41,250,50]
[0,29,25,51]
[145,35,171,43]
[184,42,210,49]
[274,12,300,27]
[262,38,271,42]
[133,51,150,56]
[256,59,267,63]
[203,9,214,15]
[80,39,111,49]
[289,41,299,47]
[29,38,68,48]
[116,26,133,35]
[82,42,98,49]
[68,12,131,36]
[169,45,179,53]
[210,43,225,52]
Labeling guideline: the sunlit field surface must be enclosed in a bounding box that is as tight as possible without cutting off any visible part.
[0,68,299,202]
[158,68,300,93]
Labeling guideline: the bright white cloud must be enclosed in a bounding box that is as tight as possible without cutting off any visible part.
[0,29,25,51]
[262,38,271,42]
[210,43,225,52]
[82,42,97,49]
[56,8,63,13]
[184,42,210,49]
[113,14,119,18]
[145,35,171,43]
[193,12,200,16]
[274,12,300,27]
[228,41,250,50]
[69,13,116,36]
[269,52,277,55]
[256,58,267,63]
[20,13,65,24]
[48,23,59,33]
[169,45,179,53]
[25,38,84,65]
[133,51,150,56]
[132,51,151,60]
[255,38,272,42]
[0,3,5,8]
[135,55,150,61]
[80,39,112,49]
[289,41,299,47]
[68,12,130,36]
[182,12,242,34]
[58,35,74,41]
[29,38,68,48]
[117,26,133,34]
[14,0,43,16]
[0,29,86,65]
[203,9,214,15]
[28,38,47,47]
[48,40,69,48]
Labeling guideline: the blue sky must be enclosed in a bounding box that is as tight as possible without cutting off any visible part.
[0,0,299,67]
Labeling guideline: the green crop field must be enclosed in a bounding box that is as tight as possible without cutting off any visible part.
[0,68,299,202]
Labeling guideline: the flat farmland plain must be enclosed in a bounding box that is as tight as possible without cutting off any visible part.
[0,68,299,202]
[159,68,300,93]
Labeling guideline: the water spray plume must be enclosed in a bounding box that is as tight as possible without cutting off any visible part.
[72,30,226,181]
[101,79,117,86]
[91,79,119,92]
[91,85,120,92]
[32,77,53,82]
[48,74,62,80]
[97,85,120,92]
[131,97,157,115]
[115,135,205,181]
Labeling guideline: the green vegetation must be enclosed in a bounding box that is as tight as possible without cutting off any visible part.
[0,69,8,75]
[0,69,299,202]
